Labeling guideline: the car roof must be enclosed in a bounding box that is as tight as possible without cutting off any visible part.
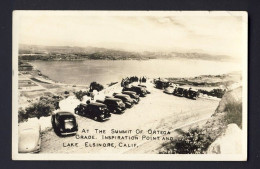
[105,97,121,101]
[56,111,74,116]
[122,91,136,94]
[177,86,190,90]
[115,94,129,97]
[89,102,107,107]
[156,79,168,83]
[132,85,142,88]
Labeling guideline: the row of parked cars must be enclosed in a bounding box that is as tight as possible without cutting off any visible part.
[164,84,199,100]
[18,84,150,153]
[154,78,199,100]
[51,84,150,137]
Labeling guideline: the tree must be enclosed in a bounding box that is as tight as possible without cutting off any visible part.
[89,81,104,92]
[18,95,61,122]
[73,90,89,101]
[39,96,61,110]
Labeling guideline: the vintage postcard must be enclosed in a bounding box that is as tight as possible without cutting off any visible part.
[12,11,247,161]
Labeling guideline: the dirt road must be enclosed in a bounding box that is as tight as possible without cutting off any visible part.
[40,83,219,154]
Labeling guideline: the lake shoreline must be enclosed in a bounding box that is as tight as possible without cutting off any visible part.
[26,59,242,86]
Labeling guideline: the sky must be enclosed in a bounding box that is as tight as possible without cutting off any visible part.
[16,12,247,60]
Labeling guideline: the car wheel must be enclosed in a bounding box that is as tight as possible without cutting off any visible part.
[53,125,60,136]
[56,130,62,136]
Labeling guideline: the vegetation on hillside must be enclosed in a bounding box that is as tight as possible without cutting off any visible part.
[199,88,226,98]
[18,96,61,122]
[159,88,242,154]
[159,127,214,154]
[73,90,89,101]
[224,102,242,128]
[73,81,104,101]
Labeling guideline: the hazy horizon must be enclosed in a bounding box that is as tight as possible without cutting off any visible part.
[15,11,247,61]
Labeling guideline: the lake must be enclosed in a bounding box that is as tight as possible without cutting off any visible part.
[30,59,241,85]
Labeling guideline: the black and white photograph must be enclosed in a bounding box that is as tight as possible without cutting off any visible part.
[12,11,247,161]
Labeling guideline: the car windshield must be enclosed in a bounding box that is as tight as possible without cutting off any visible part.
[61,116,75,128]
[21,128,37,135]
[64,119,75,129]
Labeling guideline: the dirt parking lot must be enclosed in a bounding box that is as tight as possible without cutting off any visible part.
[40,82,219,154]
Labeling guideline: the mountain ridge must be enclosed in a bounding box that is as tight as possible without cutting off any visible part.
[18,44,234,62]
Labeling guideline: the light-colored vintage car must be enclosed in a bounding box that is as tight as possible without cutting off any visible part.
[164,84,178,94]
[18,122,41,153]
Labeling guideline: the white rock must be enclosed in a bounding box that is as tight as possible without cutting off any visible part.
[207,123,242,154]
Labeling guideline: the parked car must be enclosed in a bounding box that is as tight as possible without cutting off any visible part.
[114,94,135,108]
[96,98,126,114]
[122,91,140,104]
[74,102,111,121]
[173,87,185,97]
[51,111,78,136]
[173,86,190,97]
[137,84,151,94]
[164,84,179,94]
[154,78,170,89]
[123,86,147,97]
[186,88,199,100]
[18,123,41,153]
[164,85,175,94]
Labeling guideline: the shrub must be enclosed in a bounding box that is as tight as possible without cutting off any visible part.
[224,102,242,128]
[18,108,28,122]
[25,101,55,119]
[211,89,226,98]
[89,81,104,92]
[18,96,61,122]
[159,127,213,154]
[73,90,89,101]
[199,88,226,98]
[40,96,61,109]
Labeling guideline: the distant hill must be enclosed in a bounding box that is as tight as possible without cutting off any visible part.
[18,44,234,61]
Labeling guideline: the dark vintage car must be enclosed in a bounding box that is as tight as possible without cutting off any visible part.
[137,84,151,94]
[173,87,199,99]
[74,102,111,121]
[173,87,187,97]
[186,88,199,100]
[154,79,170,89]
[96,98,126,114]
[113,94,135,108]
[51,111,78,136]
[122,91,140,104]
[122,86,147,97]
